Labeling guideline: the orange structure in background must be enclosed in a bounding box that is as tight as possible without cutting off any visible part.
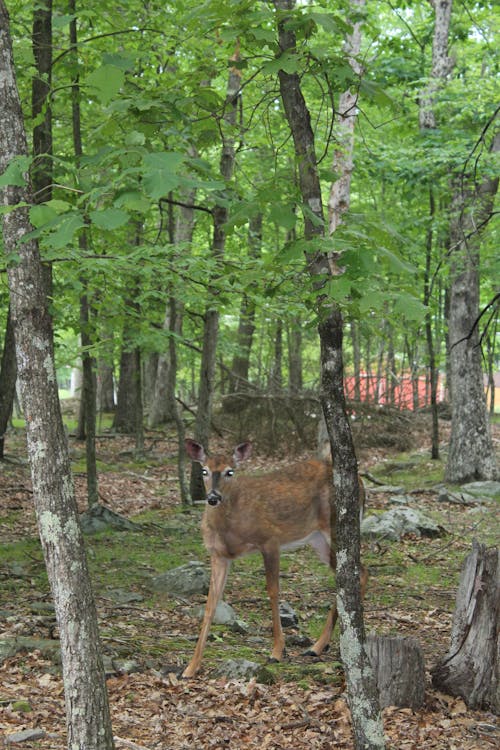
[344,373,445,411]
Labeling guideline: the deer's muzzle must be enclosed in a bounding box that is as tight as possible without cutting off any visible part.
[206,490,222,506]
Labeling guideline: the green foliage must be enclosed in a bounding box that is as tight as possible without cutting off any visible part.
[1,0,498,397]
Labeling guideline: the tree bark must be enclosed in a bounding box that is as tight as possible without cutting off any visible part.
[445,132,499,482]
[366,635,425,709]
[0,309,17,460]
[190,49,240,501]
[431,540,499,713]
[229,213,262,394]
[0,3,114,747]
[274,2,385,747]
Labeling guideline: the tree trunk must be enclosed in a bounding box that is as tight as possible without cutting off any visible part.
[114,343,140,434]
[274,2,385,747]
[366,635,425,709]
[431,540,499,713]
[288,316,303,393]
[149,190,196,428]
[269,318,283,392]
[0,4,114,747]
[31,0,52,297]
[190,50,240,501]
[419,0,453,453]
[445,133,499,482]
[350,319,361,402]
[97,354,115,413]
[229,213,262,393]
[0,309,17,460]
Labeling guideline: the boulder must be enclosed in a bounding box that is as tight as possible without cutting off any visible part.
[362,507,445,541]
[151,561,209,596]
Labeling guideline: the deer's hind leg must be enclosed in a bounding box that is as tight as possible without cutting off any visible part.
[305,530,338,657]
[262,543,286,662]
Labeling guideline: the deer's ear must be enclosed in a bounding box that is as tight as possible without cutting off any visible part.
[185,439,206,463]
[234,442,252,464]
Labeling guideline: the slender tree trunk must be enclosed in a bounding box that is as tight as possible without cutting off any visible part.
[229,213,262,393]
[0,309,17,460]
[149,189,196,427]
[0,5,114,747]
[269,319,283,392]
[97,354,115,412]
[350,319,361,402]
[418,0,453,452]
[424,187,440,456]
[31,0,52,297]
[190,50,240,501]
[288,317,303,393]
[273,3,384,747]
[69,1,99,504]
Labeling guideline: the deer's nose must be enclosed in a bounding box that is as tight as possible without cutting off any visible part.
[206,490,222,506]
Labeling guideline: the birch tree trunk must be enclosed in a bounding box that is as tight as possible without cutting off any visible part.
[273,2,384,747]
[0,3,114,747]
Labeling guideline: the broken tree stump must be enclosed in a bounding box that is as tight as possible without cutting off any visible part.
[366,634,425,709]
[431,540,499,714]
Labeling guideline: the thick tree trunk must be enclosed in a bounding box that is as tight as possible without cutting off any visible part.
[0,309,17,460]
[445,133,499,482]
[432,541,499,713]
[366,635,425,709]
[274,3,384,747]
[0,4,114,747]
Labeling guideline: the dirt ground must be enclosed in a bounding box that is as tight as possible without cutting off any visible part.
[0,410,498,749]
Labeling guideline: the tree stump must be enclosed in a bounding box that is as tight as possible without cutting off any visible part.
[365,634,425,709]
[431,540,499,713]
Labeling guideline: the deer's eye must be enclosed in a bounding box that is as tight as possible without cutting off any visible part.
[202,468,209,477]
[226,469,234,477]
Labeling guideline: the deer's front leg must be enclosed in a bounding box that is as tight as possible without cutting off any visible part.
[262,545,285,662]
[182,554,230,678]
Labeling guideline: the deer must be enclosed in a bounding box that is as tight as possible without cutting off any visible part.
[182,438,367,678]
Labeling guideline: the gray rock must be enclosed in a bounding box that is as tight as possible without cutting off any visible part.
[361,507,445,541]
[460,481,500,499]
[279,601,298,627]
[80,504,139,534]
[194,600,238,625]
[217,658,261,680]
[0,637,60,665]
[6,728,46,743]
[151,561,209,596]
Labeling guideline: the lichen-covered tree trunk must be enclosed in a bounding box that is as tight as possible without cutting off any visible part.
[0,3,114,747]
[273,2,385,748]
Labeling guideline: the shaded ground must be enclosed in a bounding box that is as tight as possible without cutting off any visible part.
[0,409,498,749]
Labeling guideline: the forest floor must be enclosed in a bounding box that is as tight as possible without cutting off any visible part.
[0,405,498,749]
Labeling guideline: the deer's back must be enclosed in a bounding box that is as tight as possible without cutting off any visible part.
[201,459,333,558]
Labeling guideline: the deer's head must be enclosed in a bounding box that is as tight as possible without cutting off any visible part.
[185,439,252,506]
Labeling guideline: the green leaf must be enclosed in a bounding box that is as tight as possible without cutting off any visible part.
[86,65,125,105]
[49,213,86,250]
[29,204,58,228]
[0,156,31,188]
[142,152,184,199]
[89,208,129,230]
[262,51,299,75]
[269,204,297,230]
